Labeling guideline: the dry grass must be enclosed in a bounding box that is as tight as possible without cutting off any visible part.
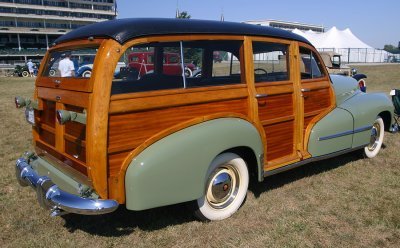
[1,65,400,247]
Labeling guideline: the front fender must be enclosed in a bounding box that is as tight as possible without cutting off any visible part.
[339,92,394,147]
[352,73,367,81]
[125,118,263,211]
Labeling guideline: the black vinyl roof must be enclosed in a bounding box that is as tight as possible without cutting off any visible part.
[54,18,311,45]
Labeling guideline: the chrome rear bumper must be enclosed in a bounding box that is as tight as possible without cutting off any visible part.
[16,157,119,216]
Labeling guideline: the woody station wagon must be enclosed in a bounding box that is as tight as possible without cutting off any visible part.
[14,18,394,221]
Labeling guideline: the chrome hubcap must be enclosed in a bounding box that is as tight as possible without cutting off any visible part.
[368,123,380,151]
[206,165,239,209]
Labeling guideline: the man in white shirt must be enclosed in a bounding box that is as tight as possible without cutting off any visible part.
[58,52,75,77]
[26,59,34,77]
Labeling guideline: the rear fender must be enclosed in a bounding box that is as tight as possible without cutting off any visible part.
[125,118,263,211]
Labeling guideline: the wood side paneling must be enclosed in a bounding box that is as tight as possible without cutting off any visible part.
[263,120,294,161]
[303,88,331,114]
[108,151,131,177]
[258,93,293,121]
[109,86,248,114]
[108,98,248,153]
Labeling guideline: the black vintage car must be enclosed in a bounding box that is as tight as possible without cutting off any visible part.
[14,62,39,77]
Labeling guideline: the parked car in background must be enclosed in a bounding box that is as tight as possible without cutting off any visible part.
[14,62,39,77]
[14,18,394,221]
[127,51,196,78]
[320,51,367,92]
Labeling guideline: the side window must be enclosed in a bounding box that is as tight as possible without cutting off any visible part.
[252,42,289,82]
[300,47,325,79]
[111,40,243,94]
[182,40,242,87]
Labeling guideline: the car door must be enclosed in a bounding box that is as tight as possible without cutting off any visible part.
[298,44,340,157]
[251,40,303,170]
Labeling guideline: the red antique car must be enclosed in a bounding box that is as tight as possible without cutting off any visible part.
[128,51,196,77]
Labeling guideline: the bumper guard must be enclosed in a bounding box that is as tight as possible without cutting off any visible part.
[16,157,119,216]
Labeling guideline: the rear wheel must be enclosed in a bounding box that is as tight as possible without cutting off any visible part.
[81,70,92,78]
[194,152,249,221]
[364,117,384,158]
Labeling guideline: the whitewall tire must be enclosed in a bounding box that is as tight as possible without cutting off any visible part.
[364,117,384,158]
[194,152,249,221]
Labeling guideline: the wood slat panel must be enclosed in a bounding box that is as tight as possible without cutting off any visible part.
[36,141,87,175]
[258,93,293,121]
[37,87,90,108]
[303,88,331,114]
[65,140,86,163]
[264,120,294,161]
[37,77,92,92]
[108,98,248,153]
[36,100,56,128]
[108,151,131,177]
[109,86,248,114]
[38,128,55,147]
[64,104,86,141]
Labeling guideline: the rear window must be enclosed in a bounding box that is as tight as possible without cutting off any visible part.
[42,46,99,78]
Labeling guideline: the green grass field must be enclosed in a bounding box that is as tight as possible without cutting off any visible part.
[1,65,399,247]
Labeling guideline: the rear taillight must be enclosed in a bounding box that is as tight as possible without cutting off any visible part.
[15,96,26,108]
[358,79,367,93]
[56,110,86,125]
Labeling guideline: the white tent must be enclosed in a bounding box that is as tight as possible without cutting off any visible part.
[293,27,390,63]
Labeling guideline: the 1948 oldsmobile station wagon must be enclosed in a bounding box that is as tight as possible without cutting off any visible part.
[14,18,394,221]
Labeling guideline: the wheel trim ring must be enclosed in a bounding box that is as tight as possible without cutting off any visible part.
[206,165,240,209]
[368,123,381,151]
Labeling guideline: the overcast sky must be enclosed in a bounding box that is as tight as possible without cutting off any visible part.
[117,0,399,49]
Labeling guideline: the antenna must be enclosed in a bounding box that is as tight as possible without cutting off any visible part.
[176,0,180,18]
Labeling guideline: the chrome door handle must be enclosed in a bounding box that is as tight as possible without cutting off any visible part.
[256,94,268,98]
[301,88,311,92]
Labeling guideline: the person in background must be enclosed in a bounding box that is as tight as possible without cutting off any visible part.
[26,59,34,77]
[58,52,75,77]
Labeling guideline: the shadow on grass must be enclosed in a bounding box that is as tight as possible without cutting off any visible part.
[249,150,363,197]
[62,150,365,237]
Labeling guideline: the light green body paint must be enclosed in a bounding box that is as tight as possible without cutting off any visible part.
[125,118,263,211]
[308,75,394,156]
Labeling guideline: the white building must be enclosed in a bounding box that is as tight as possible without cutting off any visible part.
[0,0,116,64]
[244,19,324,33]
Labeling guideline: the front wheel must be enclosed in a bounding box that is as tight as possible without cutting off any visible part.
[194,152,249,221]
[364,117,384,158]
[21,70,29,77]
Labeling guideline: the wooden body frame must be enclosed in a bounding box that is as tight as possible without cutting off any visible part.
[32,34,335,203]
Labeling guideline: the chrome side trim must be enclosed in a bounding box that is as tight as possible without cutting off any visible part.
[15,157,119,216]
[264,144,368,177]
[318,125,372,141]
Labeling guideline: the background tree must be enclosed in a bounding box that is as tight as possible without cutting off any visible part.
[177,11,191,19]
[383,44,400,54]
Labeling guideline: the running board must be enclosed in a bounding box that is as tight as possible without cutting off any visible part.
[264,144,368,177]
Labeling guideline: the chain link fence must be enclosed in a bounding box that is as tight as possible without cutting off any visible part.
[318,48,400,63]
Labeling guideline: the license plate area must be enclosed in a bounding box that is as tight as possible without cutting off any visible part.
[25,107,35,125]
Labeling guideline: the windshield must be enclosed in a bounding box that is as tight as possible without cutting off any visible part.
[42,46,99,78]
